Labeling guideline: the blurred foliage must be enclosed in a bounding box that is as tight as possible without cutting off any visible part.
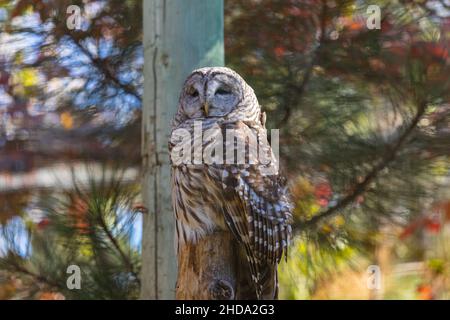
[225,0,450,298]
[0,165,142,299]
[0,0,449,300]
[0,0,142,299]
[0,0,142,170]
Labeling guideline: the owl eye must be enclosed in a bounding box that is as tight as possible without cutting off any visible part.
[188,87,199,97]
[216,88,232,95]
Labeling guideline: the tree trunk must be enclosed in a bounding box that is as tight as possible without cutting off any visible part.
[176,231,236,300]
[141,0,224,299]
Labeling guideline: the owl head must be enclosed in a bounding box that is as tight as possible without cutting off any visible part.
[173,67,261,128]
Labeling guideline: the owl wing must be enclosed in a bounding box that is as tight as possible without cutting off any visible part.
[218,164,293,259]
[206,121,293,297]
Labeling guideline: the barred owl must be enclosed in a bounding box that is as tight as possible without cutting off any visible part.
[170,67,293,299]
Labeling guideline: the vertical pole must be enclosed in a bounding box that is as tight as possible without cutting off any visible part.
[141,0,224,299]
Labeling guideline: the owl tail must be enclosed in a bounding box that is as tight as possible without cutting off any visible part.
[257,264,279,300]
[236,246,278,300]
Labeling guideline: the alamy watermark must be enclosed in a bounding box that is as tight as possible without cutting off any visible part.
[66,5,82,30]
[366,265,382,290]
[366,5,381,30]
[170,121,280,176]
[66,264,81,290]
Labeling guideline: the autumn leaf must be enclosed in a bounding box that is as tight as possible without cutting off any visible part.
[38,292,65,300]
[417,284,433,300]
[13,68,39,88]
[274,46,286,58]
[60,112,74,130]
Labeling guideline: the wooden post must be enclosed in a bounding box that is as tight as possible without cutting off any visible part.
[176,232,237,300]
[141,0,224,299]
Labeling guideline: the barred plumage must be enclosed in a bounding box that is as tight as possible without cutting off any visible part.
[170,67,293,299]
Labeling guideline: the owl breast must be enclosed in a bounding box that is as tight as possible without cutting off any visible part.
[172,164,227,246]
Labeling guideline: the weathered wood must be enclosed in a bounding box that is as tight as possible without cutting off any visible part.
[141,0,224,299]
[176,231,236,300]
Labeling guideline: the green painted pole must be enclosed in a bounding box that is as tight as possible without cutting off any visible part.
[141,0,224,299]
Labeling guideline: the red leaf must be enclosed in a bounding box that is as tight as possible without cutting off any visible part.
[274,46,286,58]
[314,182,332,199]
[37,218,50,230]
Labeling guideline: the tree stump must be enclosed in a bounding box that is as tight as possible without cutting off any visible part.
[176,231,237,300]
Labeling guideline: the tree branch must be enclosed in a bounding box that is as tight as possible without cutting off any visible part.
[97,216,141,285]
[66,33,141,101]
[6,260,65,291]
[294,101,428,231]
[276,0,328,128]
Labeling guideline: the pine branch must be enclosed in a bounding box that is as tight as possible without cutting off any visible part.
[6,260,65,291]
[276,0,328,128]
[97,215,141,285]
[66,33,141,101]
[294,101,428,232]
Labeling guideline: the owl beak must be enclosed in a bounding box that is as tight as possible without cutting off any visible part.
[202,102,209,116]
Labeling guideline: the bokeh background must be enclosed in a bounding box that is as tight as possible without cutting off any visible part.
[0,0,449,299]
